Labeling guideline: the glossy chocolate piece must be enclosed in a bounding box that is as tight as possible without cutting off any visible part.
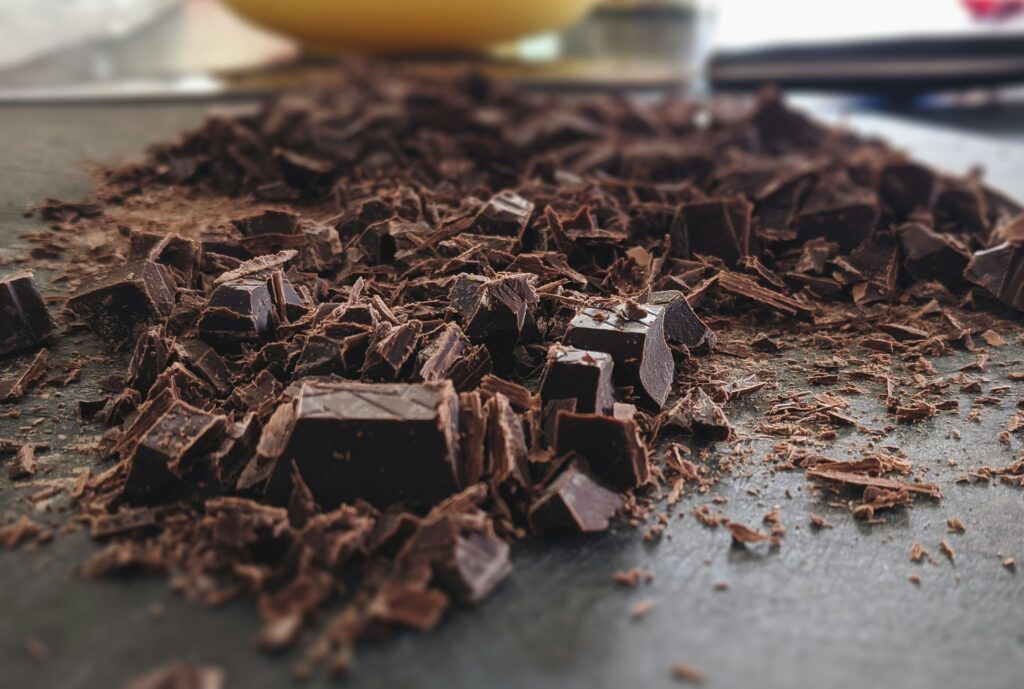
[474,191,534,238]
[647,290,717,352]
[198,278,273,350]
[563,302,673,409]
[965,242,1024,311]
[538,345,614,415]
[677,197,753,264]
[275,379,461,508]
[449,272,539,340]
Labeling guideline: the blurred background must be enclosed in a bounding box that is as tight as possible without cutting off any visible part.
[2,0,1024,136]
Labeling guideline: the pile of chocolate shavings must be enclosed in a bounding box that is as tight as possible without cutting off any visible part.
[4,65,1024,679]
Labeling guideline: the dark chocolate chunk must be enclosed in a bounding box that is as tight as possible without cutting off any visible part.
[796,186,879,252]
[275,380,461,508]
[409,516,512,604]
[555,410,649,489]
[563,302,673,409]
[899,222,970,287]
[538,345,614,415]
[458,391,487,486]
[647,290,717,351]
[199,278,273,350]
[123,399,227,504]
[0,271,54,357]
[449,272,539,339]
[172,338,233,395]
[474,191,534,238]
[678,197,753,264]
[231,210,301,236]
[528,458,622,533]
[66,260,176,343]
[965,242,1024,311]
[879,163,935,218]
[128,231,200,286]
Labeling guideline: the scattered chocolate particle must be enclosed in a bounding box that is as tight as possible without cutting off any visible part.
[946,517,966,533]
[670,661,707,685]
[939,539,956,563]
[122,661,224,689]
[8,444,37,480]
[630,599,653,620]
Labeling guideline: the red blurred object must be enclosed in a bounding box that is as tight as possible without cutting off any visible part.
[963,0,1024,20]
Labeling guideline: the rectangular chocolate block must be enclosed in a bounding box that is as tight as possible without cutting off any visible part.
[0,271,54,357]
[899,222,970,288]
[563,302,673,409]
[554,410,649,489]
[677,197,752,264]
[538,345,614,415]
[276,380,461,508]
[67,260,176,343]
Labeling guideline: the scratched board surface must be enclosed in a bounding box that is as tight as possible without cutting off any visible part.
[0,101,1023,689]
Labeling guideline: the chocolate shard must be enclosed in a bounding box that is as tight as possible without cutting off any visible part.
[964,242,1024,311]
[563,302,674,409]
[447,344,492,392]
[655,387,732,442]
[449,272,539,339]
[417,323,468,382]
[8,444,37,480]
[231,209,301,236]
[275,380,461,508]
[554,410,649,489]
[362,320,423,381]
[677,197,753,264]
[122,399,227,504]
[126,327,170,395]
[128,231,200,286]
[474,191,534,238]
[485,392,530,489]
[646,290,716,351]
[458,391,487,486]
[528,458,622,533]
[199,278,273,350]
[879,163,936,218]
[0,349,48,403]
[0,271,54,357]
[66,260,176,343]
[538,345,614,415]
[172,338,233,396]
[899,222,970,287]
[717,271,816,322]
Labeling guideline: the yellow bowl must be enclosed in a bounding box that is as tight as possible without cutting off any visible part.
[223,0,600,54]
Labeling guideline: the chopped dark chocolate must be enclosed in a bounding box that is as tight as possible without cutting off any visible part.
[0,271,54,357]
[655,387,732,442]
[123,399,227,504]
[199,278,273,350]
[647,290,716,351]
[449,272,539,340]
[0,349,48,403]
[563,302,673,409]
[899,222,970,287]
[474,191,534,238]
[555,410,649,489]
[66,260,176,343]
[528,458,622,533]
[273,380,461,508]
[538,345,614,415]
[964,242,1024,311]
